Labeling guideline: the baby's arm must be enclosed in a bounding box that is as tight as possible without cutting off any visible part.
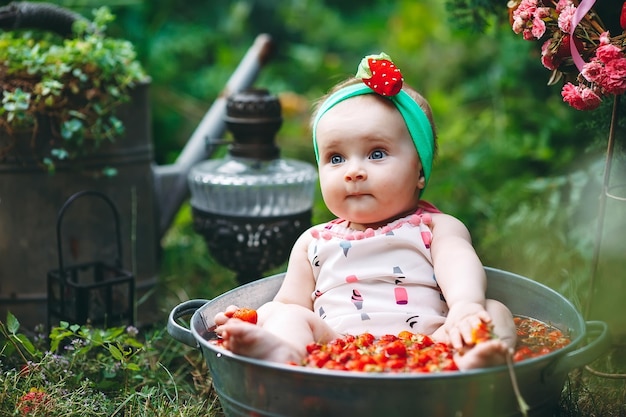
[271,230,317,308]
[429,213,491,349]
[214,229,339,362]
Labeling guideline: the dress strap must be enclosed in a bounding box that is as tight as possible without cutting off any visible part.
[417,200,441,214]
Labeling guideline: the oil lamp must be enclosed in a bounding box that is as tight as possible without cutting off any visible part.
[188,88,317,283]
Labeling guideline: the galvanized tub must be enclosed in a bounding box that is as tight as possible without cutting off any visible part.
[168,267,609,417]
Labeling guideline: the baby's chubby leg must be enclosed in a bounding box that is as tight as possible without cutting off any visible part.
[487,299,517,348]
[214,301,340,364]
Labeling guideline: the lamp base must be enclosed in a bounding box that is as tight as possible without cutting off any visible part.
[191,208,312,284]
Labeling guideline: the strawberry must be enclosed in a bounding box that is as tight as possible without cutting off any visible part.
[356,52,403,96]
[621,1,626,31]
[471,321,493,344]
[231,307,258,324]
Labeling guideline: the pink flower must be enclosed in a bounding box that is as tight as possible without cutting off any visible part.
[561,83,602,110]
[557,5,576,34]
[599,31,611,45]
[595,43,623,64]
[556,0,573,13]
[512,17,526,34]
[523,29,536,41]
[581,60,605,83]
[532,16,547,38]
[515,0,538,16]
[536,7,551,18]
[541,39,559,70]
[600,58,626,95]
[512,0,538,35]
[580,40,626,95]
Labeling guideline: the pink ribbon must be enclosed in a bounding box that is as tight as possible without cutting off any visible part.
[570,0,597,71]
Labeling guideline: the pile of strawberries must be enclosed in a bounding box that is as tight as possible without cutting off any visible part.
[301,331,459,373]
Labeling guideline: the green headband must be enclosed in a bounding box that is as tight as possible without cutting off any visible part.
[312,83,435,194]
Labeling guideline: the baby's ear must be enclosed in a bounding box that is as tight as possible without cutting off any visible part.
[417,169,426,189]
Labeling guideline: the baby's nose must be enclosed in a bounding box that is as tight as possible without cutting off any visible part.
[344,162,367,181]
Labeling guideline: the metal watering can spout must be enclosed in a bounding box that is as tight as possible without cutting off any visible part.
[152,34,274,238]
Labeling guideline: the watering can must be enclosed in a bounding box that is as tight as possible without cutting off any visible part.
[0,2,275,327]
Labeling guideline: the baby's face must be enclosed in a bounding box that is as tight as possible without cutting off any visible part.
[315,95,425,230]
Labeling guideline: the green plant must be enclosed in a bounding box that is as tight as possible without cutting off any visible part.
[0,312,220,416]
[0,6,148,173]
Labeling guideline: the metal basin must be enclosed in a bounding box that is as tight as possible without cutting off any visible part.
[168,267,609,417]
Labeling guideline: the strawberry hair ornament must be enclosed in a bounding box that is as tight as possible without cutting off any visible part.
[356,52,404,96]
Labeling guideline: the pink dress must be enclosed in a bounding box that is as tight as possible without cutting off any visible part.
[307,203,448,337]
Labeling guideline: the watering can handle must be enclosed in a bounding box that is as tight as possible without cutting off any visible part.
[167,299,210,348]
[543,320,611,378]
[0,1,88,37]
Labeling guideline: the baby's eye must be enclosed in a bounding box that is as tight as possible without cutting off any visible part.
[369,149,387,160]
[330,154,344,164]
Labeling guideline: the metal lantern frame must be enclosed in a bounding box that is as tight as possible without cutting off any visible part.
[47,190,134,329]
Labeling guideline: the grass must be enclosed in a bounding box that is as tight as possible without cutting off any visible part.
[562,352,626,417]
[0,307,223,417]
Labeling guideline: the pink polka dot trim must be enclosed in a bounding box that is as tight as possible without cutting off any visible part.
[310,208,435,240]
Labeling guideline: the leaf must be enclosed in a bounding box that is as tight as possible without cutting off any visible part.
[61,118,84,140]
[51,148,69,160]
[15,334,37,356]
[108,344,124,361]
[105,327,125,340]
[91,330,104,345]
[43,158,56,174]
[49,330,74,352]
[125,338,144,349]
[6,312,19,334]
[125,363,141,372]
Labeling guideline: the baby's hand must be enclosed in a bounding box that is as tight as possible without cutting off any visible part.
[442,302,492,350]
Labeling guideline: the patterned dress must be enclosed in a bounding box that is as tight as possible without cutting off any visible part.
[308,203,448,337]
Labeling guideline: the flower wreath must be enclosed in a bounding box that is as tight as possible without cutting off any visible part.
[509,0,626,110]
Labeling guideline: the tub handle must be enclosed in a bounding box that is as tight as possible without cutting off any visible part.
[167,299,210,348]
[543,320,610,379]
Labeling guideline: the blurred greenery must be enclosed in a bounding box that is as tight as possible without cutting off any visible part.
[46,0,622,334]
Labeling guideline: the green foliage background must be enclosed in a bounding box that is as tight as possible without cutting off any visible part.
[46,0,625,329]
